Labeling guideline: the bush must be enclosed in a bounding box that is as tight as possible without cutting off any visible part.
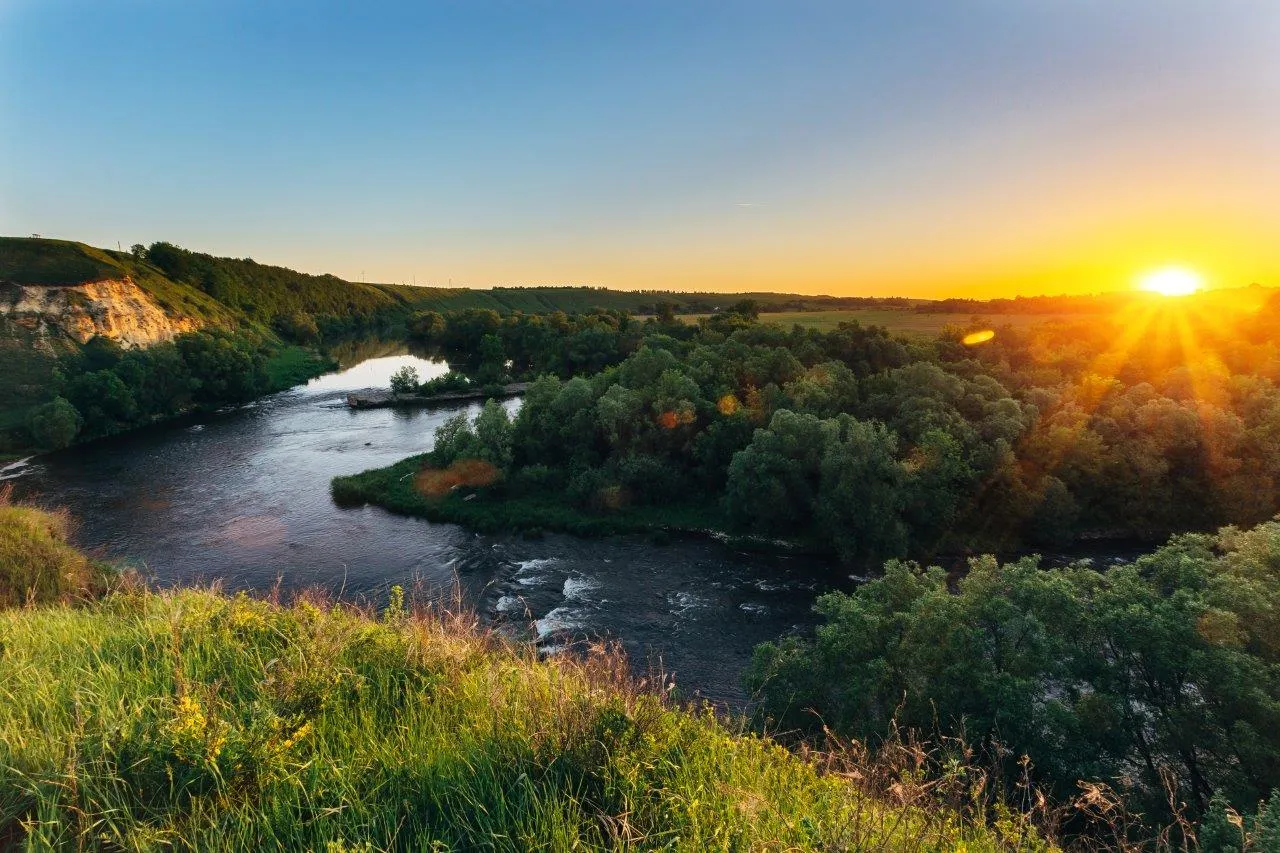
[510,464,565,495]
[25,397,81,449]
[0,489,105,607]
[613,453,682,505]
[418,370,471,395]
[747,521,1280,825]
[388,365,420,395]
[567,467,620,512]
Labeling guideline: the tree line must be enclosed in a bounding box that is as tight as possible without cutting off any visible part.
[25,329,303,449]
[747,521,1280,835]
[404,297,1280,836]
[410,297,1280,561]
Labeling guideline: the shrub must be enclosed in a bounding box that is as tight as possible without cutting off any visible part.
[510,464,565,495]
[418,370,471,395]
[0,488,105,607]
[25,396,82,449]
[388,365,420,395]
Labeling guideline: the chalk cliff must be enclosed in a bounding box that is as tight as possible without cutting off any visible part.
[0,277,201,350]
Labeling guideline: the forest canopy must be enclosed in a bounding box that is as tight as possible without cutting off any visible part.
[400,294,1280,563]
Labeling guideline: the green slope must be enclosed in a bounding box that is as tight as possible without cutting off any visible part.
[0,503,1043,851]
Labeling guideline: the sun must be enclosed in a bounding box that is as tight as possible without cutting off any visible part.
[1137,266,1204,297]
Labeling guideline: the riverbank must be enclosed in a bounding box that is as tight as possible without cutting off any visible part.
[1,342,336,458]
[331,452,741,539]
[329,453,823,558]
[0,504,1030,850]
[346,381,530,409]
[263,344,338,390]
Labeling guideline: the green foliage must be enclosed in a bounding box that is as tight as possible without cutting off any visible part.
[30,329,324,446]
[144,242,404,336]
[417,370,471,395]
[264,346,335,390]
[429,400,514,470]
[388,365,420,395]
[0,237,125,284]
[353,296,1280,566]
[0,587,1022,850]
[0,495,108,608]
[1200,794,1246,852]
[472,399,514,470]
[25,397,81,450]
[273,310,321,344]
[746,521,1280,825]
[65,369,138,434]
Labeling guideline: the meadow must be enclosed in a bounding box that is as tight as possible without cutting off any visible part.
[679,308,1091,337]
[0,498,1043,851]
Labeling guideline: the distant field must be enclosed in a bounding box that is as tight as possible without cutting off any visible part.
[680,308,1092,338]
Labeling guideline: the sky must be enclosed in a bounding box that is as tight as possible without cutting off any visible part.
[2,0,1278,298]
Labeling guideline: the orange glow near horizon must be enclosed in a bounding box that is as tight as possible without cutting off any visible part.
[1138,267,1206,297]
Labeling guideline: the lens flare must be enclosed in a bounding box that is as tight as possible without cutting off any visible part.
[962,329,995,346]
[1138,267,1204,297]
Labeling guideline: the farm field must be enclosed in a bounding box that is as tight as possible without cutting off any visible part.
[680,308,1092,338]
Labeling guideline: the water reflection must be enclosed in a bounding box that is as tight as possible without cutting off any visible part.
[10,350,835,705]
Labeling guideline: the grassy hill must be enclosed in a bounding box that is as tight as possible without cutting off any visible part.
[0,238,240,327]
[0,236,922,453]
[0,500,1039,851]
[1,237,916,325]
[0,239,244,443]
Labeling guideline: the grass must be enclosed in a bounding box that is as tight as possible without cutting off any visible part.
[0,238,243,452]
[0,237,126,286]
[0,500,1046,850]
[0,486,111,609]
[264,345,338,391]
[0,590,1043,851]
[680,309,1093,338]
[332,455,741,542]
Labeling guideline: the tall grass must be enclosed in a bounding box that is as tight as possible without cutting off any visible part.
[0,581,1048,851]
[0,486,113,608]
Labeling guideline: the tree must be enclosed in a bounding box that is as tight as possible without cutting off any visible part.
[389,366,420,395]
[176,331,265,406]
[26,397,81,449]
[473,399,514,469]
[274,311,321,344]
[65,370,138,435]
[815,418,908,563]
[408,311,446,342]
[747,523,1280,822]
[475,334,507,385]
[724,410,832,536]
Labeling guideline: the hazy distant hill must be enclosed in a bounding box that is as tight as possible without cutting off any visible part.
[1,237,914,332]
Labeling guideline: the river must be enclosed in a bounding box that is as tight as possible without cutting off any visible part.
[6,353,838,706]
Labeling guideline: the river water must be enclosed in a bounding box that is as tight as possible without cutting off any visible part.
[6,353,837,706]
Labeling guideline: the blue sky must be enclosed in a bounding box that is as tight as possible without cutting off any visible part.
[2,0,1278,296]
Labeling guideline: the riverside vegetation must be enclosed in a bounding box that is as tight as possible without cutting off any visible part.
[9,237,1280,847]
[1,237,914,455]
[1,494,1056,851]
[333,296,1280,844]
[339,292,1280,560]
[4,490,1280,848]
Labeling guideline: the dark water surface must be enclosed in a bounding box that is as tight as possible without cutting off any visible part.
[6,354,835,706]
